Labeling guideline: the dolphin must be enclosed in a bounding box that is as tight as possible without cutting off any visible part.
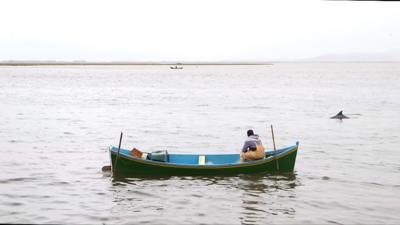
[330,111,349,119]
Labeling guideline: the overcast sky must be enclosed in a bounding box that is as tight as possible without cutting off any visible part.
[1,0,399,61]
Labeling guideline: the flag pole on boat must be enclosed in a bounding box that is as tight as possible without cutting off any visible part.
[270,125,280,172]
[113,132,123,175]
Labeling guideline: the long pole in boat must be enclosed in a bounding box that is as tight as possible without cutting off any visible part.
[113,132,123,175]
[270,125,280,172]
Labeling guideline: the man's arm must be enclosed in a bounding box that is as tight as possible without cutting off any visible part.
[242,141,250,152]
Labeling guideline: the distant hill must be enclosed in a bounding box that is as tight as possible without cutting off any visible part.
[306,50,400,62]
[2,50,400,65]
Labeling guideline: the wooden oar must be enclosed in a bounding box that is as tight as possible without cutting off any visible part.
[270,125,280,172]
[113,132,123,175]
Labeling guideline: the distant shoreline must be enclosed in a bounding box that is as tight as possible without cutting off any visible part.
[0,62,273,66]
[1,61,399,66]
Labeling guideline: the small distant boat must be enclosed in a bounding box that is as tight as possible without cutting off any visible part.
[170,65,183,69]
[109,142,299,176]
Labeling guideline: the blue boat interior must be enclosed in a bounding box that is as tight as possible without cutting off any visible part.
[110,143,298,166]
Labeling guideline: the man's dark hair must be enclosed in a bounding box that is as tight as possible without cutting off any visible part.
[247,129,254,137]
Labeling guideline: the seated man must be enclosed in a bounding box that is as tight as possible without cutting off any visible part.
[240,129,265,161]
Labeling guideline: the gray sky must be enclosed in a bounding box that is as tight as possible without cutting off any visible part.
[1,0,399,61]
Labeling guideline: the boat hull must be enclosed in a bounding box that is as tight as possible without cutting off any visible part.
[110,143,299,176]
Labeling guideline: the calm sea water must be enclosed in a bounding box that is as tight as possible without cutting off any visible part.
[0,63,399,224]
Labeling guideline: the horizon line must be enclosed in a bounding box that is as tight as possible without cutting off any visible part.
[1,60,400,66]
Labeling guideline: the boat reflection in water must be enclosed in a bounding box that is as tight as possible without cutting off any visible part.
[236,173,298,225]
[109,172,299,224]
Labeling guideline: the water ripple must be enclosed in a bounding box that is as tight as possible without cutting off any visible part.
[1,64,400,224]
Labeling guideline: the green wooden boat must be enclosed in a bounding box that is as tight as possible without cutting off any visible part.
[109,142,299,176]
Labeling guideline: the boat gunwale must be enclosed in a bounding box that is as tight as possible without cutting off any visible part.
[110,142,299,170]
